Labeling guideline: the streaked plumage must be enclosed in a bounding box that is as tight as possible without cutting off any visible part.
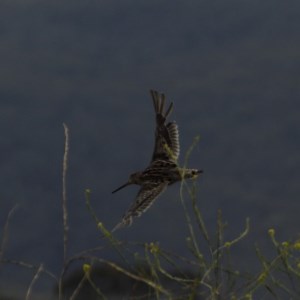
[112,90,202,232]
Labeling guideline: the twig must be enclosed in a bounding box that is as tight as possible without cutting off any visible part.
[59,123,70,300]
[0,258,57,281]
[62,123,69,264]
[0,204,19,262]
[25,264,44,300]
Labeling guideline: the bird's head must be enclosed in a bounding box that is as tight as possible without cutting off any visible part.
[129,171,143,183]
[112,171,142,194]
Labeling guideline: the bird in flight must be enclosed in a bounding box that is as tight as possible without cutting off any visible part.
[111,90,202,231]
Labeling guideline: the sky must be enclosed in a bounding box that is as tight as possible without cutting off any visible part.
[0,0,300,297]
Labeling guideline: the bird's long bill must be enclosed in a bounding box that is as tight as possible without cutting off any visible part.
[112,182,131,194]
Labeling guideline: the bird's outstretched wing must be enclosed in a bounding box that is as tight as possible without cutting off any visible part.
[112,182,168,232]
[150,90,180,163]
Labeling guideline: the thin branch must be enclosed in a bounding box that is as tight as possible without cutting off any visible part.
[0,204,19,262]
[0,259,57,282]
[59,123,70,300]
[25,264,44,300]
[62,123,70,265]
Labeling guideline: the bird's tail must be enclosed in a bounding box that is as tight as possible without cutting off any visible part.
[182,168,203,180]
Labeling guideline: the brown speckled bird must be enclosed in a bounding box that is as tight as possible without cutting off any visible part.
[112,90,202,231]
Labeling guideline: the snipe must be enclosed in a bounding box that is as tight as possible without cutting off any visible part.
[112,90,202,231]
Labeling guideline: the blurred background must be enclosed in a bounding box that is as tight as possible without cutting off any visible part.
[0,0,300,298]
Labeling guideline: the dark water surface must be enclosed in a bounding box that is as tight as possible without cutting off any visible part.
[0,0,299,298]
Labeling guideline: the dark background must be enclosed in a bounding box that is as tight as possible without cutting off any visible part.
[0,0,300,298]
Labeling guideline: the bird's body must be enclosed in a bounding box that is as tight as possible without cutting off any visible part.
[112,90,202,231]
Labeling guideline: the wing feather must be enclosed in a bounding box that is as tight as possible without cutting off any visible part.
[150,90,179,163]
[166,122,180,161]
[112,182,168,231]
